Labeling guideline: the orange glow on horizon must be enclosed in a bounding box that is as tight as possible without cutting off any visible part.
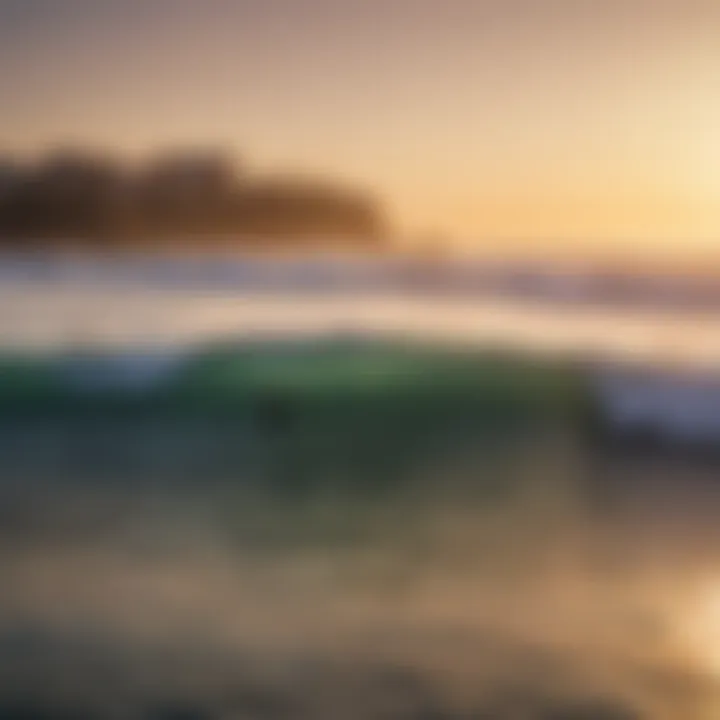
[1,1,720,255]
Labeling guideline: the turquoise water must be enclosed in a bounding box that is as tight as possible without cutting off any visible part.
[2,260,720,717]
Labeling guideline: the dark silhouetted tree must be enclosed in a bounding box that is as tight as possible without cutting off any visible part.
[233,176,385,242]
[0,149,387,247]
[0,150,130,242]
[136,150,241,236]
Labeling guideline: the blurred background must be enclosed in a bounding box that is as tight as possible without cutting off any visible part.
[3,2,720,718]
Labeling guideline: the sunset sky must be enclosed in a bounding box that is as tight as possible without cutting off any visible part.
[1,0,720,255]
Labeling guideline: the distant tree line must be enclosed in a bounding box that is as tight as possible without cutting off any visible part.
[0,149,387,247]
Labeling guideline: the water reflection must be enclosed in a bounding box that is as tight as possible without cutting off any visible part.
[3,282,720,371]
[2,416,720,717]
[3,260,720,718]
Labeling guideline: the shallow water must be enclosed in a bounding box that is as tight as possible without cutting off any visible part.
[4,257,720,717]
[2,256,720,371]
[3,426,720,718]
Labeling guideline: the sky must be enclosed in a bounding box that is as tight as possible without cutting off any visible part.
[1,0,720,256]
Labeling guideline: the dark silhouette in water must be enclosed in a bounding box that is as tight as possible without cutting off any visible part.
[0,694,644,719]
[252,392,296,437]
